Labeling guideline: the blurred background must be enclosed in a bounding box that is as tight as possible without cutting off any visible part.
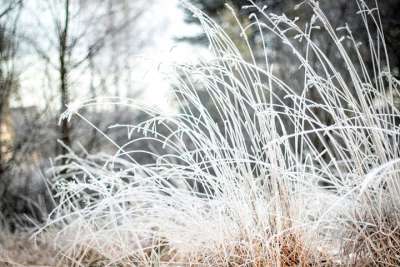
[0,0,399,229]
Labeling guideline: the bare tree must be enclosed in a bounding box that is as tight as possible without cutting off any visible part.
[0,0,22,175]
[20,0,153,162]
[58,0,71,157]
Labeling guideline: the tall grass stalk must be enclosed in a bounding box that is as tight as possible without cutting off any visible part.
[37,0,400,266]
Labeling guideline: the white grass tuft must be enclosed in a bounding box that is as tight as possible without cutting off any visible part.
[36,1,400,266]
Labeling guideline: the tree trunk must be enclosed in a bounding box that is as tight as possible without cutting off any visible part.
[59,0,71,161]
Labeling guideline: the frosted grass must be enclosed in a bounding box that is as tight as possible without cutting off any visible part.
[37,0,400,265]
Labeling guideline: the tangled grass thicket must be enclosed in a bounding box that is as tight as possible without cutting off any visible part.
[31,0,400,266]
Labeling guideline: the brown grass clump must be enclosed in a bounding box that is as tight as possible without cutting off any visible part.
[1,230,333,267]
[342,178,400,267]
[0,232,57,266]
[55,236,176,267]
[343,211,400,266]
[189,231,331,267]
[270,233,331,267]
[58,246,111,267]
